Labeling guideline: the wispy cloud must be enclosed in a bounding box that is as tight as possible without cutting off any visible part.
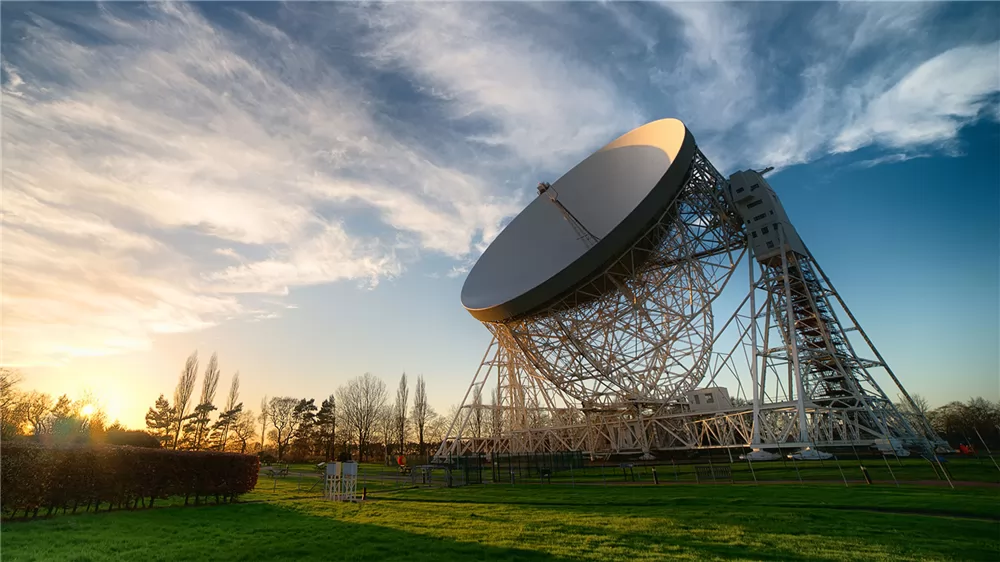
[651,2,999,171]
[2,1,997,366]
[1,3,519,365]
[852,153,933,169]
[357,2,643,173]
[834,42,1000,154]
[655,2,756,136]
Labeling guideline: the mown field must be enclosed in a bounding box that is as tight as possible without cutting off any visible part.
[265,455,1000,489]
[3,458,998,561]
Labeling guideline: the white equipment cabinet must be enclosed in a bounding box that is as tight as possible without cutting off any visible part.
[324,461,358,502]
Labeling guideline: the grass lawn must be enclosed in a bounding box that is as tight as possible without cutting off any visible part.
[269,456,1000,488]
[2,474,998,561]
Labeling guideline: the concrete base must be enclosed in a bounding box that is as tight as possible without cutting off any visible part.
[740,449,782,461]
[787,447,833,461]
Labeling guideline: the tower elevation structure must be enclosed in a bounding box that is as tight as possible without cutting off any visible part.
[435,118,946,462]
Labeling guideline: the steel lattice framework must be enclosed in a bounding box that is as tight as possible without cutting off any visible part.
[434,149,946,462]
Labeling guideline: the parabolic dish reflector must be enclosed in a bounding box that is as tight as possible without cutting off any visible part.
[462,118,696,322]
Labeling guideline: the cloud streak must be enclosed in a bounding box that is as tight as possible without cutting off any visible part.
[1,3,521,365]
[357,2,644,173]
[2,1,997,365]
[834,42,1000,154]
[652,2,999,171]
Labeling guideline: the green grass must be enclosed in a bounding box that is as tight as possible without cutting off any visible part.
[2,473,998,561]
[266,456,999,489]
[532,456,1000,486]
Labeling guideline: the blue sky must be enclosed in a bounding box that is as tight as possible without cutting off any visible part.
[2,1,998,428]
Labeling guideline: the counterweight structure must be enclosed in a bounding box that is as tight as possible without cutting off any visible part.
[435,119,945,462]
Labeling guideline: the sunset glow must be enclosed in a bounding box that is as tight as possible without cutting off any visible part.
[1,2,997,429]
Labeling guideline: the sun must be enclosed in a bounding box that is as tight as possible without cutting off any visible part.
[81,404,96,417]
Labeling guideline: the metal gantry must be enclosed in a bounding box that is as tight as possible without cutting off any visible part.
[434,155,946,462]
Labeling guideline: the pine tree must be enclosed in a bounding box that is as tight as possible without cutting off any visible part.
[209,403,243,450]
[145,394,176,448]
[289,398,318,458]
[315,395,337,460]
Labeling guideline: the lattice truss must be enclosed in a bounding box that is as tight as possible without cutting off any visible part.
[435,152,944,461]
[690,243,945,453]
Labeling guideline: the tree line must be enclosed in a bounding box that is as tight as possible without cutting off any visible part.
[898,394,1000,449]
[141,352,454,463]
[5,361,998,460]
[0,368,148,446]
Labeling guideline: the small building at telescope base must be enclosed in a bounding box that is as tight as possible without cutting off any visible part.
[685,387,733,413]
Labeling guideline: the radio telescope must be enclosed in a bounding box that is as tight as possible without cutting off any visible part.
[435,118,946,462]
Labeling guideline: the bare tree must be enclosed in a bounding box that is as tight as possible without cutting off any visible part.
[24,391,53,437]
[187,352,221,449]
[258,395,269,453]
[471,386,484,440]
[395,373,409,455]
[490,388,502,447]
[172,351,199,449]
[423,408,446,449]
[0,367,20,402]
[337,373,387,462]
[379,404,395,463]
[896,393,933,438]
[929,397,1000,447]
[0,368,26,439]
[412,375,429,457]
[897,393,930,417]
[267,397,299,460]
[215,371,241,450]
[231,410,257,454]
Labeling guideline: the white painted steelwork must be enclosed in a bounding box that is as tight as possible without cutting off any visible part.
[435,119,947,463]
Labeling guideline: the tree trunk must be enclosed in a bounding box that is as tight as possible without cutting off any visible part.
[419,425,425,459]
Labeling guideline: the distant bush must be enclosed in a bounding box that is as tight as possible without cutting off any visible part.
[103,429,162,449]
[0,443,259,519]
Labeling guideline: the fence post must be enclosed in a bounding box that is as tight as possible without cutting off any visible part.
[973,427,1000,474]
[745,453,758,485]
[881,453,900,487]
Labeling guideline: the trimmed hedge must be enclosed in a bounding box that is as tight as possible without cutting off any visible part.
[0,443,259,519]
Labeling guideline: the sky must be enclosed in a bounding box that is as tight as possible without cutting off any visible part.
[1,1,998,429]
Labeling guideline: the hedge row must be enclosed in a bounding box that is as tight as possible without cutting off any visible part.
[0,444,259,519]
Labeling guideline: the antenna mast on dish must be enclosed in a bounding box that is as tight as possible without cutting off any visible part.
[538,181,600,249]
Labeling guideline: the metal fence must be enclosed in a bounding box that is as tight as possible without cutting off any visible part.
[258,449,996,497]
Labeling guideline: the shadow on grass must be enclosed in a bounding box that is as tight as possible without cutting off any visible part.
[510,494,1000,561]
[374,493,1000,521]
[0,501,575,562]
[371,485,1000,561]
